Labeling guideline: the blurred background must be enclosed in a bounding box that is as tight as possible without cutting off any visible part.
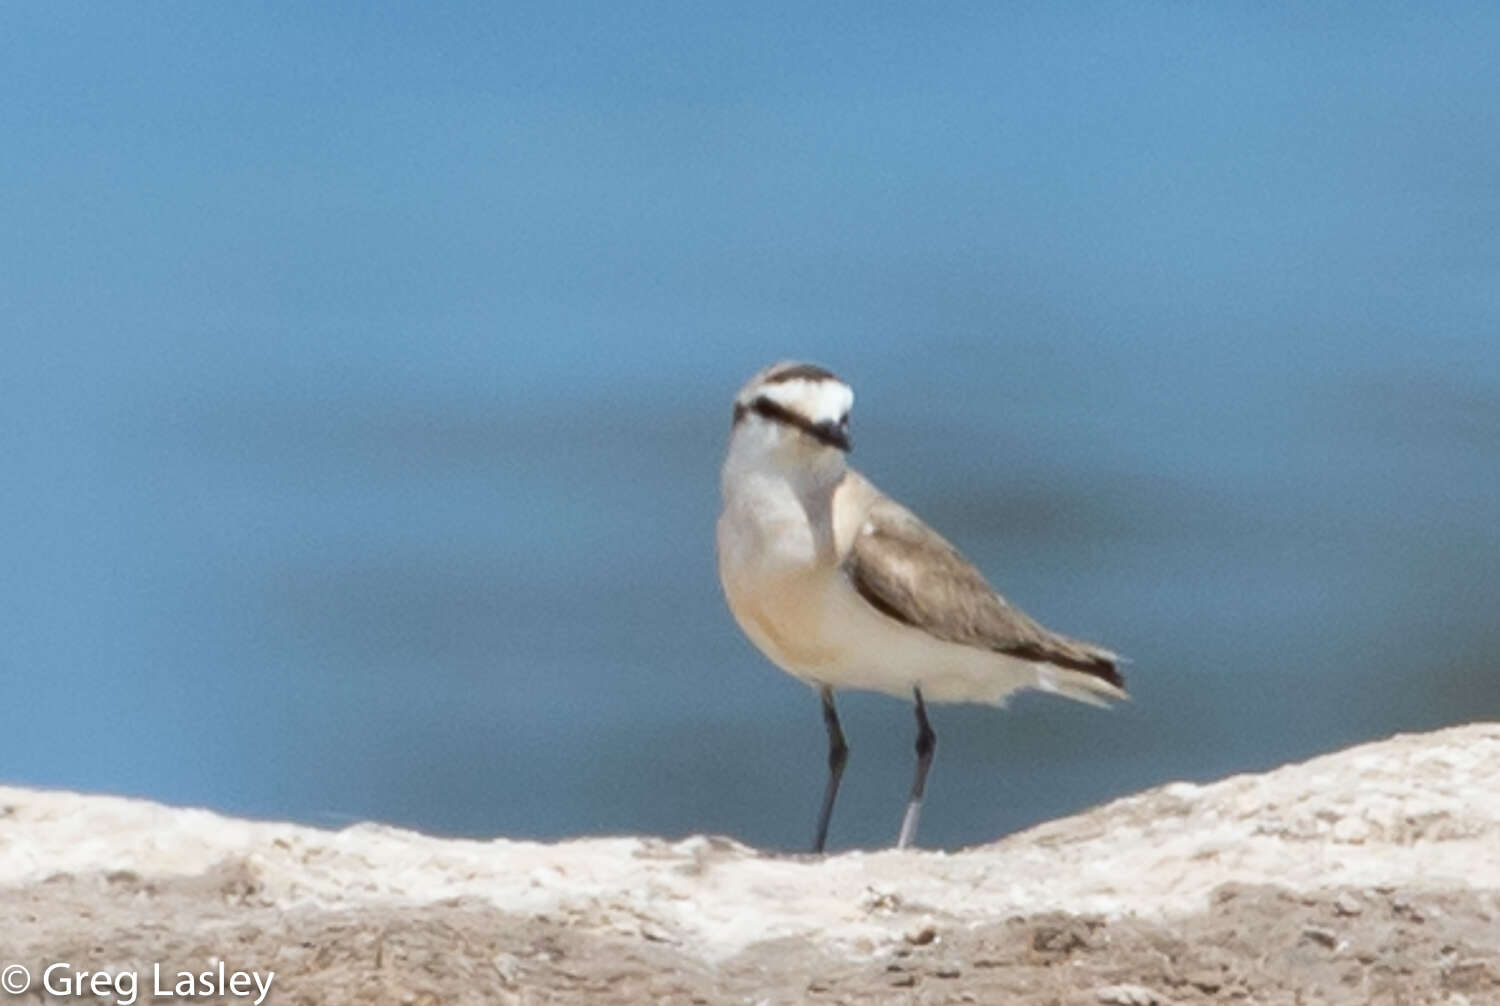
[4,5,1498,852]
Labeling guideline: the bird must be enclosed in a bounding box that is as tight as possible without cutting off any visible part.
[715,360,1125,853]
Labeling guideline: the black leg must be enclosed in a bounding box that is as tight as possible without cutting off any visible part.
[812,686,848,854]
[896,686,936,849]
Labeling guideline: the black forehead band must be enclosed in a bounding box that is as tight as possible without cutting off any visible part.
[761,363,840,385]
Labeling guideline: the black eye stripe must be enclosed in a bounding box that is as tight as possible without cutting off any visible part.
[751,395,806,429]
[749,396,849,449]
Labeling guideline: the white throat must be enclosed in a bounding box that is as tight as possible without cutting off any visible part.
[721,417,848,505]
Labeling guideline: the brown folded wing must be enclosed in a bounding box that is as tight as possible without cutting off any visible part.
[845,497,1124,690]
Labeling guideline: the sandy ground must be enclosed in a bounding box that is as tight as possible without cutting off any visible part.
[3,724,1499,1005]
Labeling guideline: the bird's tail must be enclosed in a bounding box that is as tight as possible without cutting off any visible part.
[1032,651,1128,707]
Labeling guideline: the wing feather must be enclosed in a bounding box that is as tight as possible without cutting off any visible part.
[845,497,1125,690]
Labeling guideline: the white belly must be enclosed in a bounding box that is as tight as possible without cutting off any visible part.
[722,558,1041,706]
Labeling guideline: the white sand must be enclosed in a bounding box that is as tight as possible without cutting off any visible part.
[4,723,1497,964]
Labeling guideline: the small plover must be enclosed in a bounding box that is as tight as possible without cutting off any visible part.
[716,361,1125,851]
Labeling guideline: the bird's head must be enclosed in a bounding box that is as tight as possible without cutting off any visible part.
[725,361,854,487]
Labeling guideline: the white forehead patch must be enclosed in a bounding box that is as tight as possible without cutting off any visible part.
[759,378,854,425]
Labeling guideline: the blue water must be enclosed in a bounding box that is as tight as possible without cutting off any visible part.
[5,5,1499,851]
